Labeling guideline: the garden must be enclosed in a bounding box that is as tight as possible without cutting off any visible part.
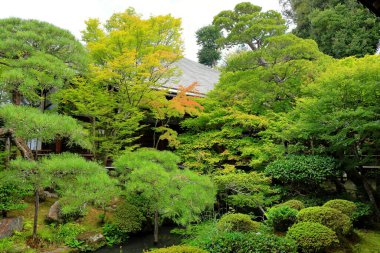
[0,1,380,253]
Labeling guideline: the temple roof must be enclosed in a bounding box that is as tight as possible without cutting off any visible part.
[165,58,220,96]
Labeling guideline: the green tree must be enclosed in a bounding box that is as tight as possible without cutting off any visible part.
[280,0,380,58]
[213,2,286,50]
[177,34,326,172]
[0,105,90,238]
[214,170,279,215]
[10,153,116,238]
[115,149,215,243]
[58,8,184,162]
[0,18,87,106]
[195,25,221,67]
[275,55,380,217]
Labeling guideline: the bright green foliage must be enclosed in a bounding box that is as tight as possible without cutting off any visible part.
[265,155,336,186]
[0,104,91,150]
[213,2,286,50]
[217,213,260,233]
[116,149,215,241]
[286,222,339,253]
[40,153,117,216]
[265,206,298,232]
[58,9,188,160]
[147,245,208,253]
[113,202,145,234]
[297,206,352,235]
[196,25,221,67]
[284,56,380,167]
[192,231,297,253]
[0,17,87,105]
[323,199,357,218]
[213,171,279,210]
[0,169,31,216]
[277,200,305,210]
[10,153,117,235]
[177,34,326,172]
[281,0,380,58]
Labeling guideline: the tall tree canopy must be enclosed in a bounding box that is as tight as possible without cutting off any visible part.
[58,8,189,161]
[212,2,286,50]
[280,0,380,58]
[0,18,87,106]
[177,34,326,172]
[195,25,222,67]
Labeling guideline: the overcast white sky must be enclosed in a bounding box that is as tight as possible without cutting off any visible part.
[0,0,281,61]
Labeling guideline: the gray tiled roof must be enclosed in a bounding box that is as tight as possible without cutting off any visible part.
[165,58,220,96]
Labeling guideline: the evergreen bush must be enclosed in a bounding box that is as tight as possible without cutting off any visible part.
[266,206,298,232]
[297,206,352,235]
[286,222,339,253]
[217,213,260,232]
[323,199,357,218]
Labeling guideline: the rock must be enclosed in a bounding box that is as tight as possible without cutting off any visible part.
[43,191,59,199]
[77,231,106,251]
[46,201,61,222]
[0,217,23,239]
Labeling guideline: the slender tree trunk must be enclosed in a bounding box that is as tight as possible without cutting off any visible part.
[362,176,380,220]
[5,135,11,165]
[12,91,21,105]
[154,210,159,244]
[33,189,39,239]
[1,210,7,218]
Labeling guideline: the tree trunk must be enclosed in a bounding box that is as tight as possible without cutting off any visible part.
[362,176,380,220]
[5,135,11,165]
[12,91,21,105]
[1,210,7,218]
[33,190,39,238]
[154,210,159,244]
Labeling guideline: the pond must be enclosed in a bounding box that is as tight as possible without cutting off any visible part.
[95,227,182,253]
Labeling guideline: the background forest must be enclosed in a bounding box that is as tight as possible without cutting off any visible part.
[0,1,379,253]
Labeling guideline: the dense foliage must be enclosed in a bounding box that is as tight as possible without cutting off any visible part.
[323,199,357,218]
[297,206,352,235]
[147,245,208,253]
[265,206,298,232]
[217,213,260,233]
[280,0,380,58]
[286,222,339,252]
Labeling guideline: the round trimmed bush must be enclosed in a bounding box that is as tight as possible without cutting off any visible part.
[297,206,352,235]
[217,213,260,232]
[323,199,357,218]
[147,245,208,253]
[113,203,145,233]
[278,200,305,210]
[266,206,298,232]
[286,222,339,253]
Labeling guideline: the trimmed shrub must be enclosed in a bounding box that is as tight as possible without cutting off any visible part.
[192,231,297,253]
[266,206,298,232]
[147,245,207,253]
[323,199,357,218]
[113,202,145,233]
[265,155,336,186]
[297,206,352,235]
[217,213,260,233]
[286,222,339,253]
[278,200,305,210]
